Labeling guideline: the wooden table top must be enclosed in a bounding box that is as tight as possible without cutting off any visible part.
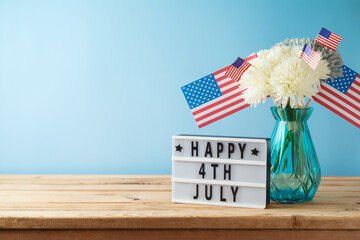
[0,175,359,231]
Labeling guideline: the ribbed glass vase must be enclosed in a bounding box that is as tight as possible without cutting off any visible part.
[270,106,321,203]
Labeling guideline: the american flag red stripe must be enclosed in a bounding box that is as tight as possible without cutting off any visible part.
[314,97,360,128]
[195,98,245,122]
[192,90,245,115]
[222,85,240,95]
[213,66,229,76]
[191,67,249,128]
[196,104,249,128]
[244,53,258,61]
[218,79,235,88]
[313,73,360,129]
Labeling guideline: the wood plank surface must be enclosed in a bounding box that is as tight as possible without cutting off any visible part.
[0,230,359,240]
[0,175,359,232]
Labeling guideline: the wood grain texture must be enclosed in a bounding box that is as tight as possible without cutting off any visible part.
[0,230,359,240]
[0,175,359,233]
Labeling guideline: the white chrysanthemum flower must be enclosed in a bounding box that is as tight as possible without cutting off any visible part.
[240,59,272,106]
[240,45,330,108]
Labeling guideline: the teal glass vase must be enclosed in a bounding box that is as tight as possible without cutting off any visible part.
[270,106,321,203]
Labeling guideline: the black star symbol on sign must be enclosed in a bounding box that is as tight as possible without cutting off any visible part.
[175,144,183,152]
[251,148,259,156]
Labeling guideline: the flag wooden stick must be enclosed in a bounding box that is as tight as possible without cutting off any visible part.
[305,99,312,109]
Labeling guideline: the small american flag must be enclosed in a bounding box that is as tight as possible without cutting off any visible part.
[225,57,251,82]
[315,27,342,51]
[313,65,360,129]
[182,66,249,128]
[300,44,321,70]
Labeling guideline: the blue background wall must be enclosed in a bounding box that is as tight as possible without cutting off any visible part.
[0,0,359,175]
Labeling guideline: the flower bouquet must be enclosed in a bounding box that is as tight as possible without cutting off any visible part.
[239,34,345,202]
[182,27,359,203]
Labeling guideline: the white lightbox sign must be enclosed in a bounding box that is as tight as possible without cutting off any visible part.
[172,135,270,209]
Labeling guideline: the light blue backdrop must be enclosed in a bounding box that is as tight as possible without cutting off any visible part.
[0,0,359,175]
